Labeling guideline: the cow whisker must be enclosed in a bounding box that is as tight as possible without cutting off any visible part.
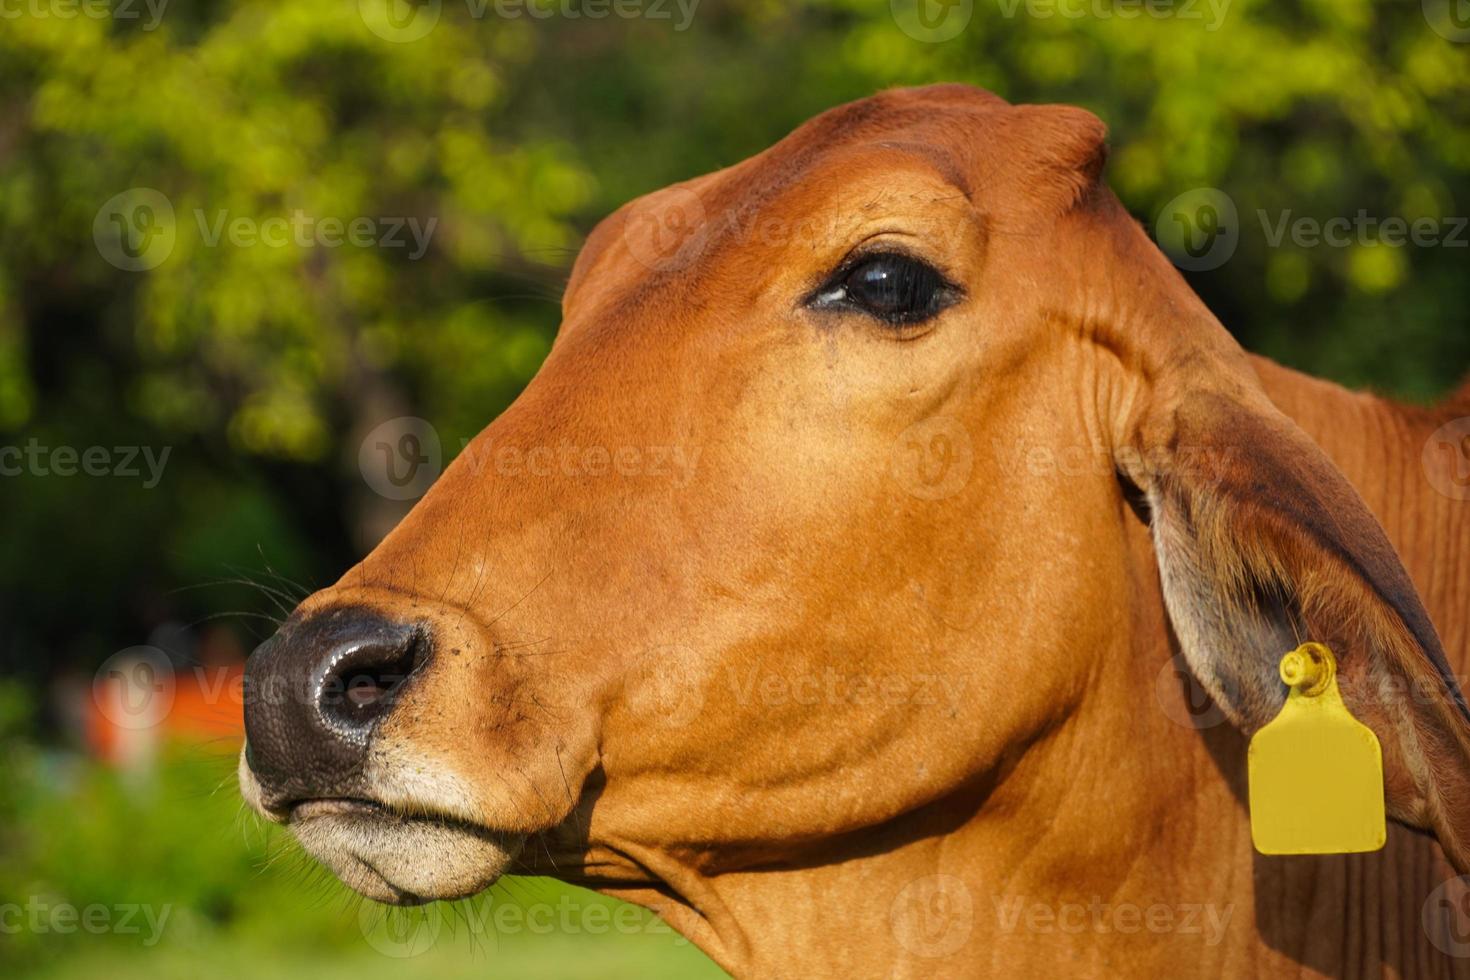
[224,562,312,605]
[251,545,315,600]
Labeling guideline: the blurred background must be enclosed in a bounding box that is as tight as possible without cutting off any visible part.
[0,0,1466,976]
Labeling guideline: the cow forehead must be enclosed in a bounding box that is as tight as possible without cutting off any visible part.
[791,82,1012,148]
[565,85,1012,312]
[656,85,1010,217]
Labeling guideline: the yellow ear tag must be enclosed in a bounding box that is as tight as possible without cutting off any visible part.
[1247,642,1386,856]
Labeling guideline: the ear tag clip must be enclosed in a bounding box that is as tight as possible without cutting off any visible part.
[1247,641,1386,856]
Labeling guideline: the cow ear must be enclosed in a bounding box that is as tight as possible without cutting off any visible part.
[1117,351,1470,871]
[1003,104,1109,212]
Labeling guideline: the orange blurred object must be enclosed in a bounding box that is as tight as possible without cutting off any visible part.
[85,650,245,767]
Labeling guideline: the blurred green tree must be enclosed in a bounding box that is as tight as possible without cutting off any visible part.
[0,0,1466,680]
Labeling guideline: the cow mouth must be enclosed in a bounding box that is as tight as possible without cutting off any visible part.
[287,796,525,905]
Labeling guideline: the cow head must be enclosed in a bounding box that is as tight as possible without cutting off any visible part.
[239,85,1470,945]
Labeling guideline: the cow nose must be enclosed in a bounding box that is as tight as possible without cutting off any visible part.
[243,609,428,806]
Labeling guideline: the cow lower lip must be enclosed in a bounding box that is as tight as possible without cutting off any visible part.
[288,796,507,841]
[289,797,389,821]
[286,796,525,905]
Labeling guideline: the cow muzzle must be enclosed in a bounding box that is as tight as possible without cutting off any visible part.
[238,604,524,905]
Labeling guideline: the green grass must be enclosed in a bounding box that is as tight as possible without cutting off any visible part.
[19,923,725,980]
[0,738,725,979]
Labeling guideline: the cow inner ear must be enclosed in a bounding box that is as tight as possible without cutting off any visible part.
[1148,474,1318,731]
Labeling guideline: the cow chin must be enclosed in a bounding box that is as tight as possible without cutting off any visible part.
[289,799,524,905]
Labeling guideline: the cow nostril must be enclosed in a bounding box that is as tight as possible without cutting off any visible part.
[318,629,427,733]
[243,610,431,800]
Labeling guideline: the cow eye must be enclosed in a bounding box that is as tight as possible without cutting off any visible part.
[809,252,959,326]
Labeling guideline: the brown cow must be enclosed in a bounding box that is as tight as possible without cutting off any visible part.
[238,84,1470,977]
